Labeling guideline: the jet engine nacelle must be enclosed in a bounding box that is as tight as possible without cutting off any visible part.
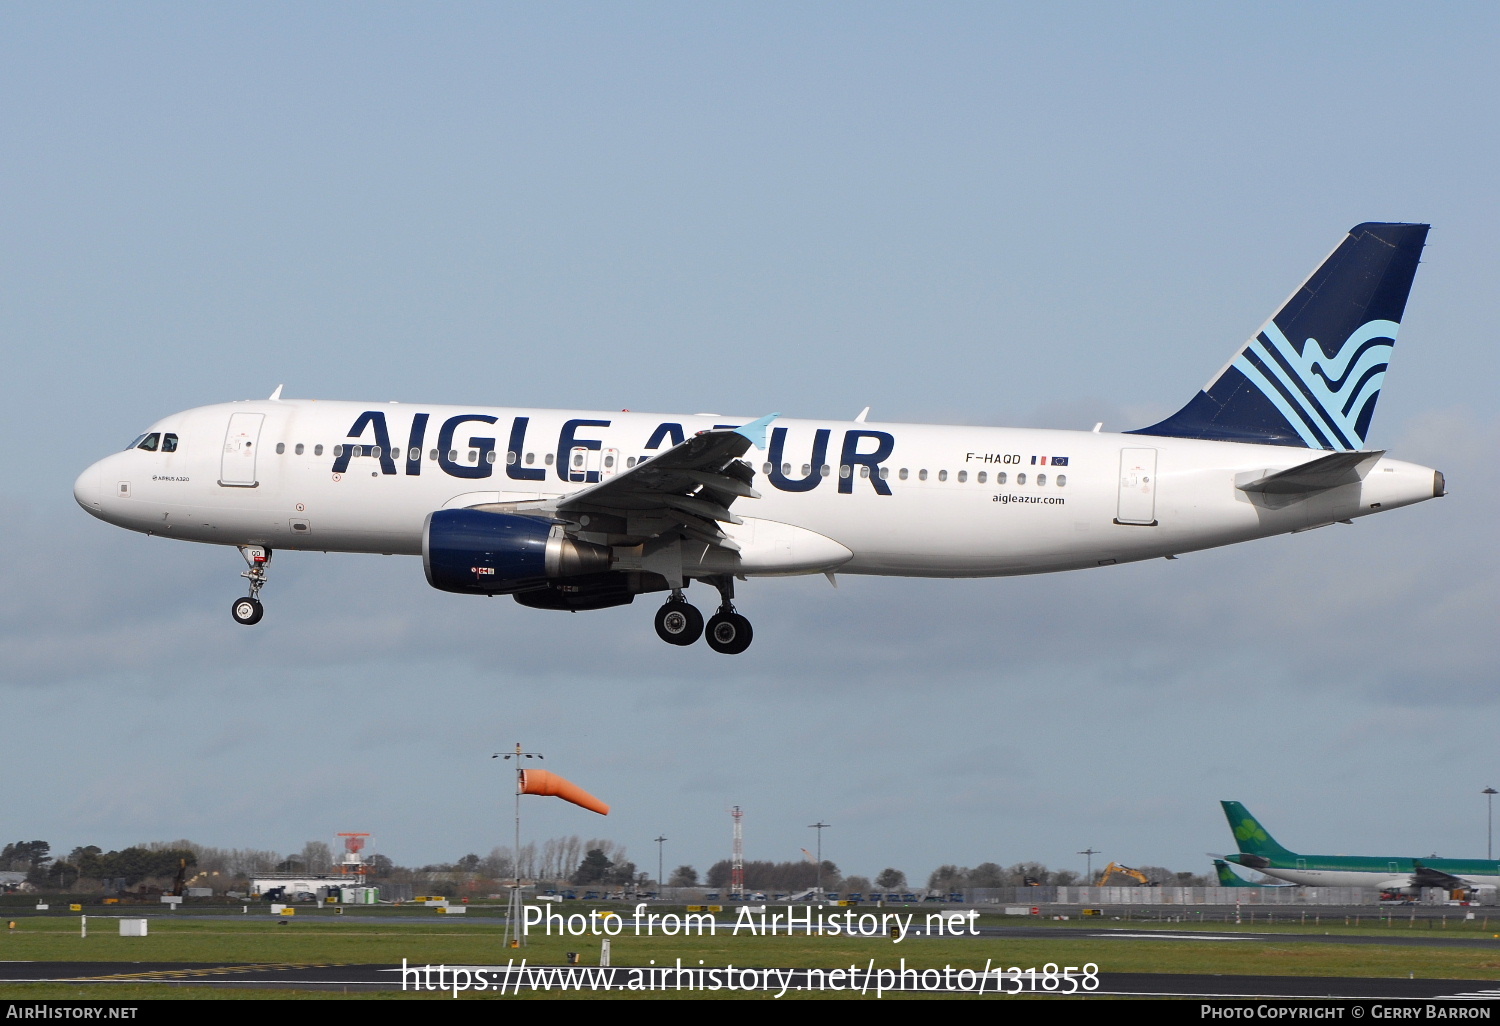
[423,509,613,595]
[513,571,669,611]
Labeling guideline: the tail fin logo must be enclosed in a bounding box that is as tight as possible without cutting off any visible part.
[1234,318,1397,450]
[1233,817,1271,847]
[1129,222,1428,449]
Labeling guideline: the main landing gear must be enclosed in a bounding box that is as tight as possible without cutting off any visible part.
[231,545,270,625]
[653,578,753,655]
[654,597,703,646]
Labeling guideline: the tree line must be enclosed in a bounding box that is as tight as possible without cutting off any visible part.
[3,836,1210,895]
[2,841,197,889]
[0,836,640,896]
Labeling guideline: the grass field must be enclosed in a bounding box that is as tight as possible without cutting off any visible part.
[2,905,1498,1000]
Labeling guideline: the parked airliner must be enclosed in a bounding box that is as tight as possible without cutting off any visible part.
[75,223,1443,654]
[1212,859,1284,888]
[1219,802,1499,894]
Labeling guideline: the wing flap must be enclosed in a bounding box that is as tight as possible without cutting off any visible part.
[550,416,777,548]
[662,493,743,525]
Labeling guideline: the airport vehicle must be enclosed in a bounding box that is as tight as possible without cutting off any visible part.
[1219,801,1500,893]
[74,223,1443,654]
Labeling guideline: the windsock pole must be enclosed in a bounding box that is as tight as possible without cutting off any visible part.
[494,742,544,948]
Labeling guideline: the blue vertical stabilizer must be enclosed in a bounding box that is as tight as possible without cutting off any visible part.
[1132,223,1429,449]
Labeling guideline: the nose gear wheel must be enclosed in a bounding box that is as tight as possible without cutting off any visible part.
[231,597,264,625]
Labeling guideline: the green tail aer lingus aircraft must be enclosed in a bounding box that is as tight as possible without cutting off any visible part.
[1219,801,1500,893]
[1212,858,1281,887]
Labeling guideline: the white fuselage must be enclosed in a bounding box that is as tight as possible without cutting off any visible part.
[1242,863,1500,893]
[74,399,1443,579]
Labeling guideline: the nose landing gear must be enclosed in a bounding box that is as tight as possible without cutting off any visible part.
[231,545,271,625]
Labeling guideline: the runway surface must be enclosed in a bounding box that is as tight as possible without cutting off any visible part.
[2,960,1498,999]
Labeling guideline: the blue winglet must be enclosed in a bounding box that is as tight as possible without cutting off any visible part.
[734,413,780,451]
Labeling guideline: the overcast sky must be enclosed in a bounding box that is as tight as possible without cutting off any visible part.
[3,2,1498,886]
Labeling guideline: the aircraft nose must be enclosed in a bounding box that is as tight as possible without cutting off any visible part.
[74,461,105,516]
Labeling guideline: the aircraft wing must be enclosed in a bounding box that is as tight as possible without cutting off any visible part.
[1410,860,1467,891]
[546,414,778,551]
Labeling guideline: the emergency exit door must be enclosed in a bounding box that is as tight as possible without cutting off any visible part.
[220,413,264,487]
[1115,447,1157,525]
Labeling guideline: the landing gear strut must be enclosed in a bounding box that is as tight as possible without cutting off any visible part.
[654,591,703,646]
[704,576,753,655]
[232,545,271,625]
[652,579,754,653]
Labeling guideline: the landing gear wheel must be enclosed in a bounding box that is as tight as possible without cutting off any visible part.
[705,611,753,655]
[234,545,271,625]
[654,601,703,646]
[231,596,264,625]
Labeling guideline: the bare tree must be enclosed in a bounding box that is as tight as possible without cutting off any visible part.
[480,847,514,880]
[927,866,964,891]
[299,841,333,875]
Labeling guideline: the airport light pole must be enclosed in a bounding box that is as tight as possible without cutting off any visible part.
[654,835,667,898]
[1078,848,1101,885]
[1485,788,1497,861]
[809,821,830,898]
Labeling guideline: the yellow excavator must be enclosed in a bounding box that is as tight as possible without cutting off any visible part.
[1096,862,1157,886]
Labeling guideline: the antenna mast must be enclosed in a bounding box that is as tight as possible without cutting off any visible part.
[730,805,744,898]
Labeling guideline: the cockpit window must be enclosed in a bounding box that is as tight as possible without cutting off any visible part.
[161,433,179,453]
[125,434,147,451]
[136,433,161,452]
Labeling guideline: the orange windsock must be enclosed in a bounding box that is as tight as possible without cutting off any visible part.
[518,769,610,815]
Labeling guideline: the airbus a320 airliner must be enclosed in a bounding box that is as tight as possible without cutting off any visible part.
[75,223,1443,654]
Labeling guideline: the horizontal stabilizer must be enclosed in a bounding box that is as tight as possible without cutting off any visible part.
[1236,450,1384,496]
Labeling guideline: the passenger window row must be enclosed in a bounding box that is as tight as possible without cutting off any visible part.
[757,462,1066,487]
[135,434,1069,491]
[275,445,574,466]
